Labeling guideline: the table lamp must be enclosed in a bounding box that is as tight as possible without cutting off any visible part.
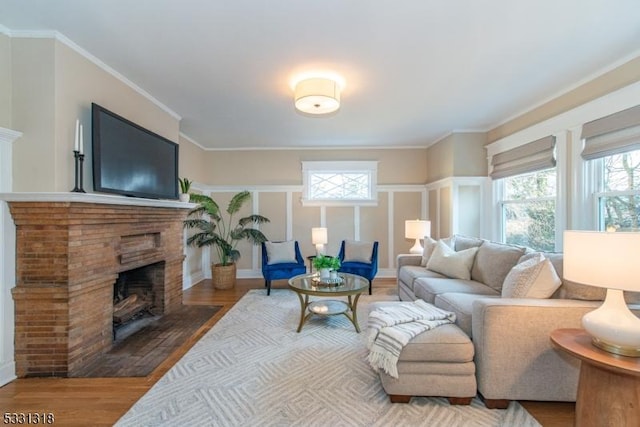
[405,220,431,254]
[311,227,328,256]
[563,230,640,357]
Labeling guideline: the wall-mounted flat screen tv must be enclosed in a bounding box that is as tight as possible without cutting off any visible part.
[92,103,179,200]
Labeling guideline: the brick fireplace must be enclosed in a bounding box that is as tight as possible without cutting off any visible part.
[7,195,191,377]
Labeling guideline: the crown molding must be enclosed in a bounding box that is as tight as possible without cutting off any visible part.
[7,29,182,121]
[487,50,640,133]
[0,128,22,145]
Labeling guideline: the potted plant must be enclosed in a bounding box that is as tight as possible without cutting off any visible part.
[178,178,192,202]
[184,191,270,289]
[313,254,341,280]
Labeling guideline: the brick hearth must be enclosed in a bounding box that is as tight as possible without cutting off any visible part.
[7,199,190,377]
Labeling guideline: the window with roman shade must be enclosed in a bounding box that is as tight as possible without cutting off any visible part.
[580,104,640,160]
[581,105,640,232]
[491,135,559,251]
[490,136,556,179]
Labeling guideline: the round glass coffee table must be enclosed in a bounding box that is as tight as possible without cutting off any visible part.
[287,272,369,333]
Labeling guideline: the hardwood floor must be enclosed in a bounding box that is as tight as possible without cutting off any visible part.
[0,278,574,426]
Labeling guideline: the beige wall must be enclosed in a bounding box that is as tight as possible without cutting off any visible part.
[488,56,640,143]
[178,135,208,184]
[10,38,181,192]
[0,34,11,129]
[204,148,428,186]
[453,133,488,176]
[427,132,488,183]
[198,149,429,271]
[11,38,56,191]
[426,135,454,182]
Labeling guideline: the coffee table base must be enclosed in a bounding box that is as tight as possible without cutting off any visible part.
[294,293,362,333]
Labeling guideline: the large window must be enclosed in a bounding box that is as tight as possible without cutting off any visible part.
[500,168,557,251]
[491,135,558,251]
[594,148,640,231]
[301,161,378,206]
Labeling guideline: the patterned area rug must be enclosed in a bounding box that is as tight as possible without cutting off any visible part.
[116,290,541,426]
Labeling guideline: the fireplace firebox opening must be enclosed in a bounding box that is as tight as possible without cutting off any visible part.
[112,261,165,339]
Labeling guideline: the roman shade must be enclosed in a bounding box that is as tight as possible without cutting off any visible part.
[490,136,556,179]
[581,105,640,160]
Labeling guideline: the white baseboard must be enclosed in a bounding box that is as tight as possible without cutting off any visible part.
[183,270,205,290]
[0,359,16,387]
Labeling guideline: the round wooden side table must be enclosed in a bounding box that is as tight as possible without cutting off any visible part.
[550,328,640,427]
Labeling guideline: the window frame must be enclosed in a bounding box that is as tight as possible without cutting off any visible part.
[491,132,567,251]
[589,151,640,231]
[300,160,378,207]
[496,168,558,251]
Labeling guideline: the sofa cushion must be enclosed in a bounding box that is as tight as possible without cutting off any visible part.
[454,235,484,251]
[471,241,526,292]
[421,236,454,267]
[521,252,604,301]
[502,253,562,299]
[426,241,478,280]
[435,293,500,338]
[414,277,499,304]
[367,304,474,363]
[398,266,446,292]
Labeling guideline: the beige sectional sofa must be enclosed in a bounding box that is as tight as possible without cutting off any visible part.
[396,235,639,407]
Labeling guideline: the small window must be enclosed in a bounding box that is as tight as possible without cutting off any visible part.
[301,161,378,206]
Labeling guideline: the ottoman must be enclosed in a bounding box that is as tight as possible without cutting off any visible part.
[369,302,476,405]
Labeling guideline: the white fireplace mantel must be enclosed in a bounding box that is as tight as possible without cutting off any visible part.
[0,192,196,209]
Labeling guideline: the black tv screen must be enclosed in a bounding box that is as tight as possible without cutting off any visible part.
[92,103,179,200]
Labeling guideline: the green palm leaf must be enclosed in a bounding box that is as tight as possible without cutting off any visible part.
[184,191,270,266]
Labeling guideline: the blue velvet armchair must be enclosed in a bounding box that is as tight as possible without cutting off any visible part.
[337,240,379,295]
[261,241,306,295]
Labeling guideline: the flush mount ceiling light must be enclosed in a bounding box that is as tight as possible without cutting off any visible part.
[294,77,341,115]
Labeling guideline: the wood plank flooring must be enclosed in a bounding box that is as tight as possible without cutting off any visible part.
[0,278,575,426]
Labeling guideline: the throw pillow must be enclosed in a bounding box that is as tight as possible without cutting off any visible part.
[426,240,478,280]
[502,253,562,298]
[421,236,454,267]
[265,241,297,265]
[343,240,373,263]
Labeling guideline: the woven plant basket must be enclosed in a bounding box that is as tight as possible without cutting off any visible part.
[212,263,236,289]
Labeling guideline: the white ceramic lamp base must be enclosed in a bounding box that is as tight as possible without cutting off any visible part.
[409,238,423,254]
[582,289,640,357]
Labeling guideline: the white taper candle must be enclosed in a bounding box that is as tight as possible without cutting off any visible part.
[79,124,84,154]
[74,119,79,151]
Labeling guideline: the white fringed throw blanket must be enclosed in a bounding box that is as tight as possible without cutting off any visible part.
[366,300,455,379]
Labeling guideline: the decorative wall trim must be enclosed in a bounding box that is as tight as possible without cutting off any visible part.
[182,183,428,288]
[426,176,490,240]
[0,127,21,386]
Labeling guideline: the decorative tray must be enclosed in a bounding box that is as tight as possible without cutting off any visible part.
[311,275,344,286]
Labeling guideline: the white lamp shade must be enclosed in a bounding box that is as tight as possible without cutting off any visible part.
[405,220,431,240]
[564,230,640,356]
[294,78,340,115]
[563,230,640,292]
[311,227,328,245]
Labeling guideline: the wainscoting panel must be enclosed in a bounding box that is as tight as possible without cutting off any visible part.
[184,184,429,287]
